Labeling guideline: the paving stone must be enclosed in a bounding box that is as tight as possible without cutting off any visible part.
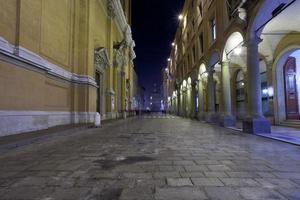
[159,165,184,172]
[220,178,260,187]
[207,165,231,171]
[239,187,287,200]
[191,178,224,186]
[204,186,243,200]
[184,165,208,172]
[255,178,300,188]
[203,171,228,178]
[180,171,205,178]
[173,160,196,166]
[273,172,300,179]
[277,188,300,200]
[120,186,154,200]
[226,171,259,178]
[155,187,208,200]
[166,178,193,186]
[153,172,181,178]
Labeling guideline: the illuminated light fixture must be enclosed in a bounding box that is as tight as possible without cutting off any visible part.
[241,82,245,86]
[178,14,183,20]
[167,58,171,62]
[234,47,242,55]
[268,87,274,97]
[172,42,175,46]
[262,88,268,95]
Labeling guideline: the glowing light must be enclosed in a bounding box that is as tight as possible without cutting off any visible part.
[167,58,171,62]
[268,87,274,97]
[262,88,268,95]
[178,14,183,20]
[241,82,245,86]
[234,47,242,55]
[172,42,175,46]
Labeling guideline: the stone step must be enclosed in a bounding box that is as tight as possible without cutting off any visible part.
[280,120,300,128]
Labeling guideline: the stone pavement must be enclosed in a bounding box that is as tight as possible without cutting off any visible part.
[0,116,300,200]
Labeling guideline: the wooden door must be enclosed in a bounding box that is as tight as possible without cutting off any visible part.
[284,57,300,120]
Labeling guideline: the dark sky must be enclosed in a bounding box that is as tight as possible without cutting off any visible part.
[132,0,185,95]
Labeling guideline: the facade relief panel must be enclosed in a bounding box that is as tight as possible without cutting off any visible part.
[0,0,17,45]
[41,0,71,69]
[45,79,71,110]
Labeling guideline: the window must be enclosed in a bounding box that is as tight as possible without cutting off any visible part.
[210,17,217,41]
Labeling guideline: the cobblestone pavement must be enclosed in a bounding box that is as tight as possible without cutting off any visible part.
[0,116,300,200]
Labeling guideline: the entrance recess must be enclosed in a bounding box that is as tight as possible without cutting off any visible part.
[284,57,300,120]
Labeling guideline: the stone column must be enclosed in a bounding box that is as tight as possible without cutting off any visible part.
[220,60,236,127]
[190,82,197,119]
[243,36,271,133]
[177,89,181,116]
[206,70,217,122]
[197,80,205,120]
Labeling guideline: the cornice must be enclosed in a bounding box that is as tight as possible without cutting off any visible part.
[107,0,136,60]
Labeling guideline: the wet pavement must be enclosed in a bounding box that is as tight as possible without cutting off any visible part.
[0,115,300,199]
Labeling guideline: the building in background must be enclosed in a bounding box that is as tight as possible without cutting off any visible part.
[166,0,300,133]
[0,0,137,136]
[150,84,162,112]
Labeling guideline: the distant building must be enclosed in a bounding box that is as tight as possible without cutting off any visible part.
[150,84,162,112]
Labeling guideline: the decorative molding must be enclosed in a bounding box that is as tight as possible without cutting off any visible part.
[106,88,115,96]
[107,0,116,18]
[108,0,136,60]
[0,37,97,87]
[0,37,15,54]
[95,47,109,73]
[113,48,127,68]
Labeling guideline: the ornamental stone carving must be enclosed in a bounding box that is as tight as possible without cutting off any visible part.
[94,47,109,72]
[107,0,116,18]
[113,48,127,68]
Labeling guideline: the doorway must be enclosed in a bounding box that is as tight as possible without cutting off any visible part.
[284,57,300,120]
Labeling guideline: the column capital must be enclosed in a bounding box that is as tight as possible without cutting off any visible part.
[247,35,263,46]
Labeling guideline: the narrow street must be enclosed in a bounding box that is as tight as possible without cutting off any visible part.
[0,116,299,200]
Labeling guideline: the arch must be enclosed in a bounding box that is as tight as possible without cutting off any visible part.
[222,31,244,61]
[198,63,207,80]
[247,0,298,40]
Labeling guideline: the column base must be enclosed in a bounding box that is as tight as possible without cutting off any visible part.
[219,115,236,127]
[242,117,271,134]
[205,113,219,124]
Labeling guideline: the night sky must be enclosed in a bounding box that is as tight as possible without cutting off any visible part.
[132,0,185,95]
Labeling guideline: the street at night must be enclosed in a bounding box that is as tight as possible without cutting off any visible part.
[1,0,300,199]
[0,115,300,199]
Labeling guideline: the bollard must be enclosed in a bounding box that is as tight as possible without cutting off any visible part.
[95,112,101,128]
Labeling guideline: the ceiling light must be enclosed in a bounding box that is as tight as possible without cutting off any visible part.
[234,47,242,55]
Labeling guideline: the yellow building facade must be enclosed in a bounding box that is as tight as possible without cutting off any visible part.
[0,0,137,136]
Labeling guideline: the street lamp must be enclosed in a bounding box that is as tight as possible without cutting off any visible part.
[178,14,183,20]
